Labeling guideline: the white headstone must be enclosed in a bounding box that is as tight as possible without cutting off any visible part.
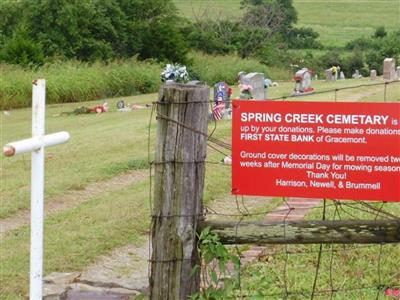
[370,70,377,80]
[325,69,333,81]
[240,72,265,100]
[352,70,361,79]
[237,71,246,82]
[396,66,400,80]
[293,68,313,93]
[339,71,345,80]
[383,58,396,80]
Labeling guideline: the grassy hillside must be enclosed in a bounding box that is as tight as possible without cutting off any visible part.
[2,79,399,298]
[295,0,400,46]
[0,53,293,109]
[174,0,400,46]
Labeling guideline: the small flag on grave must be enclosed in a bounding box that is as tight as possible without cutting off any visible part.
[212,102,225,120]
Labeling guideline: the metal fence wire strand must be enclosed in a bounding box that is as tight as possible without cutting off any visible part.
[311,199,327,300]
[146,83,400,299]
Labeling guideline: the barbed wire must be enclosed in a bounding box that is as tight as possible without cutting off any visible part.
[268,80,400,101]
[146,82,400,299]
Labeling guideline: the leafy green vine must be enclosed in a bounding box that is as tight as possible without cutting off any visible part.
[190,226,241,300]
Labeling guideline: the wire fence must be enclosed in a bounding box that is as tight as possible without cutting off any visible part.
[147,81,400,299]
[269,80,400,102]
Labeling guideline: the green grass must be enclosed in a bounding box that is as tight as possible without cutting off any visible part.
[0,181,150,299]
[2,80,399,299]
[189,52,292,84]
[223,201,400,299]
[294,0,400,47]
[0,60,163,110]
[2,77,397,218]
[268,78,400,102]
[174,0,400,47]
[0,53,292,109]
[1,93,158,218]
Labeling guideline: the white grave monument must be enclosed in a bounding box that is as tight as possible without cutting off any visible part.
[240,72,266,99]
[383,58,396,80]
[370,70,377,80]
[325,69,334,81]
[3,80,70,300]
[352,70,362,79]
[292,68,314,95]
[396,66,400,80]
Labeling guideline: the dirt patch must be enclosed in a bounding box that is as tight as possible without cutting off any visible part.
[0,170,147,236]
[44,196,321,299]
[43,240,149,299]
[79,240,150,292]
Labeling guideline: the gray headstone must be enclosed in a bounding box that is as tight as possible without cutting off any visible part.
[237,71,246,82]
[325,69,333,81]
[339,71,345,80]
[383,58,396,80]
[370,70,377,80]
[214,82,230,108]
[396,66,400,79]
[240,72,266,100]
[352,70,361,79]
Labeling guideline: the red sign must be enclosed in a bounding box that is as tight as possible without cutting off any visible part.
[232,100,400,202]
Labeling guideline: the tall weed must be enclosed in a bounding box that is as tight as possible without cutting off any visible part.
[189,52,291,85]
[1,53,291,109]
[0,59,162,109]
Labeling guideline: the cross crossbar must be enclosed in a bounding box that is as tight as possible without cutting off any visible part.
[2,79,70,300]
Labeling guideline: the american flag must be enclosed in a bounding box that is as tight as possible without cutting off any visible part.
[212,102,225,120]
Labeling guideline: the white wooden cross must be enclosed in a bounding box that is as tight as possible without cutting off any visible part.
[3,79,70,300]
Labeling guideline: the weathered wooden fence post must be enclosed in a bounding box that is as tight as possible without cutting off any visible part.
[150,83,209,299]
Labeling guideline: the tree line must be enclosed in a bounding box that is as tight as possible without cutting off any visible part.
[0,0,320,66]
[1,0,398,76]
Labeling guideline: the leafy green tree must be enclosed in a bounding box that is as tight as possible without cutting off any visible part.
[365,30,400,73]
[0,0,188,64]
[0,1,27,44]
[25,0,126,61]
[345,50,365,76]
[0,29,44,67]
[286,27,322,49]
[374,26,387,38]
[236,0,300,57]
[241,0,297,34]
[185,19,237,55]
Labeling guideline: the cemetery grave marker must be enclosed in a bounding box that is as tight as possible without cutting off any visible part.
[292,68,314,96]
[3,80,70,300]
[214,81,231,109]
[352,70,361,79]
[325,69,333,81]
[370,70,377,80]
[240,72,266,100]
[383,58,396,80]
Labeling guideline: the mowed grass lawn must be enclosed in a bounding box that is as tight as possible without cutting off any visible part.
[2,78,398,217]
[1,91,234,298]
[1,79,399,298]
[174,0,400,46]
